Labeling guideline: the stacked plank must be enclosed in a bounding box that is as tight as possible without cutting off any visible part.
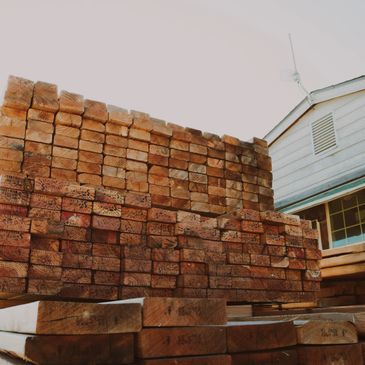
[0,172,320,302]
[319,243,365,306]
[0,300,141,365]
[227,305,363,365]
[134,297,230,364]
[0,75,274,216]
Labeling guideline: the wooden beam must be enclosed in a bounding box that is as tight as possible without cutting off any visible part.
[226,321,297,353]
[139,355,231,365]
[231,349,298,365]
[295,320,357,345]
[297,344,363,365]
[321,263,365,278]
[0,332,134,365]
[321,251,365,268]
[113,297,227,326]
[136,327,226,359]
[0,301,141,334]
[322,243,365,258]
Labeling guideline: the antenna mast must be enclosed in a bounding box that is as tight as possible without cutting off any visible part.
[288,34,312,104]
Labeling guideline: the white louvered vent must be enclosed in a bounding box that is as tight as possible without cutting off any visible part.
[311,113,336,155]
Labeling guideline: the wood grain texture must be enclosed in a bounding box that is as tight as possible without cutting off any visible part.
[0,332,134,365]
[139,355,231,365]
[227,321,297,353]
[0,301,141,334]
[136,327,226,359]
[231,349,298,365]
[297,344,363,365]
[295,320,357,345]
[141,297,227,326]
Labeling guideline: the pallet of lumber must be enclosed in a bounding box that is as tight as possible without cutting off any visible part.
[0,172,321,303]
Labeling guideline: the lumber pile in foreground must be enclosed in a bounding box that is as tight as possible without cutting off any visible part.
[0,297,364,365]
[0,172,321,303]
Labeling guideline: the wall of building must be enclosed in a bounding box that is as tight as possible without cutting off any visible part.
[270,90,365,209]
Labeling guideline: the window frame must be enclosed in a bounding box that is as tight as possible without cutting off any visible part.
[326,188,365,249]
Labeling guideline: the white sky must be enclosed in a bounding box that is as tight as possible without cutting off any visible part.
[0,0,364,141]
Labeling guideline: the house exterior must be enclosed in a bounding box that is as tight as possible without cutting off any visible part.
[265,76,365,250]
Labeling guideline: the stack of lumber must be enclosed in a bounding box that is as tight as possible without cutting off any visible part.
[319,243,365,306]
[134,297,230,364]
[227,304,364,365]
[1,297,363,365]
[0,172,320,302]
[0,299,141,365]
[1,75,275,216]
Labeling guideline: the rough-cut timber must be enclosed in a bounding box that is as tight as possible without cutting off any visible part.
[231,349,298,365]
[226,321,297,352]
[297,344,363,365]
[0,332,134,365]
[0,301,142,334]
[136,327,227,358]
[0,75,322,303]
[138,355,232,365]
[295,320,358,345]
[121,297,227,326]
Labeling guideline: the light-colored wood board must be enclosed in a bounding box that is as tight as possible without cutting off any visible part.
[226,305,252,319]
[321,262,365,278]
[321,251,365,268]
[0,301,141,334]
[322,243,365,258]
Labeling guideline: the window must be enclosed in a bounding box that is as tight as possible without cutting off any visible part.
[311,113,337,155]
[328,189,365,247]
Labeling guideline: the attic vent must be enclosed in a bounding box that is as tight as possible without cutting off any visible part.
[311,113,336,155]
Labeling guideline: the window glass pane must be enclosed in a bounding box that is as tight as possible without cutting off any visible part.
[332,229,347,247]
[330,212,344,230]
[344,207,360,227]
[358,190,365,205]
[342,194,357,210]
[329,199,342,213]
[346,225,362,244]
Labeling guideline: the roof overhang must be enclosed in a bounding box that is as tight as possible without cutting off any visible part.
[265,75,365,145]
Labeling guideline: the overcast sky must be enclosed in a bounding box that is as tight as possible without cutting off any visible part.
[0,0,364,141]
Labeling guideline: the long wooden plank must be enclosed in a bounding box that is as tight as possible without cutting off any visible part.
[136,327,226,359]
[113,297,227,326]
[322,243,365,258]
[295,320,358,345]
[138,355,231,365]
[226,321,297,353]
[321,251,365,268]
[297,344,363,365]
[322,262,365,278]
[0,301,141,334]
[0,332,134,365]
[231,349,298,365]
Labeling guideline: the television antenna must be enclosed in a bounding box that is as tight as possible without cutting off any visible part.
[288,33,312,104]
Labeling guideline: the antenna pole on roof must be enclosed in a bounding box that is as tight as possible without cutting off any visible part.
[288,33,312,104]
